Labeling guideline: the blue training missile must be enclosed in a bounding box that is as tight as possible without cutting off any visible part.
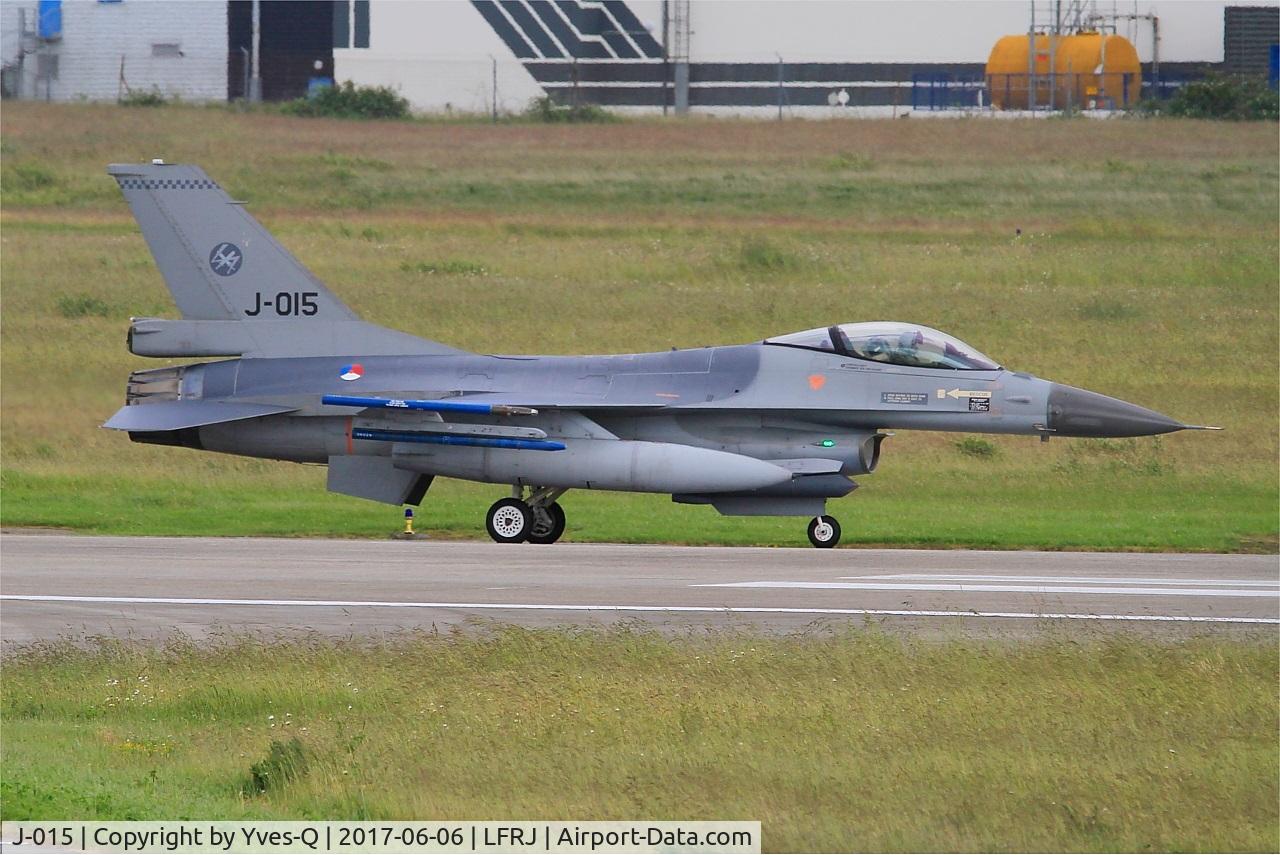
[351,427,565,452]
[322,394,538,417]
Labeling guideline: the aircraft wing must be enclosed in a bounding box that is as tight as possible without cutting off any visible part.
[104,400,298,431]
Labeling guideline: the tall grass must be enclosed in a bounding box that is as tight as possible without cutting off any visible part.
[2,629,1275,851]
[0,104,1275,548]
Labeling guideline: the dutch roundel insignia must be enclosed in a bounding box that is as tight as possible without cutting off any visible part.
[339,364,364,382]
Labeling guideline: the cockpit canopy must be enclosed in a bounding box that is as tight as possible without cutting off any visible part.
[765,322,1000,371]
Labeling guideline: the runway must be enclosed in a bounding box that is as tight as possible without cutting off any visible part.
[1,534,1277,643]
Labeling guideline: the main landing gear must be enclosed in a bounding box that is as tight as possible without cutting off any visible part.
[485,486,567,544]
[807,515,842,548]
[486,488,840,549]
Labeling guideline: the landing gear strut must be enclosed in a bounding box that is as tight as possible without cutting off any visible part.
[485,486,567,544]
[807,515,841,548]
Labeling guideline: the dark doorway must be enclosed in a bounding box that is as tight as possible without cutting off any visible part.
[228,1,335,101]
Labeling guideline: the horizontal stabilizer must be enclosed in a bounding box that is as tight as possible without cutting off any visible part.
[104,400,296,432]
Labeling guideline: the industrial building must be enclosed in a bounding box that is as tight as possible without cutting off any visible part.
[2,0,1276,115]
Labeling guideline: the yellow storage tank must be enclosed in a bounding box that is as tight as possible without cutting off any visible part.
[986,33,1141,110]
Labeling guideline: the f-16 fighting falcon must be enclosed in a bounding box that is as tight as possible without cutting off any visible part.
[104,162,1218,547]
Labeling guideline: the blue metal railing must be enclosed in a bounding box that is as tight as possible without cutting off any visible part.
[910,73,986,111]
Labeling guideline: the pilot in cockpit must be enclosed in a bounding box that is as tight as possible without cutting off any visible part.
[765,323,1001,371]
[893,330,922,361]
[862,337,886,360]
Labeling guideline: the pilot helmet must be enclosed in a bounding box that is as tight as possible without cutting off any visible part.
[863,337,888,356]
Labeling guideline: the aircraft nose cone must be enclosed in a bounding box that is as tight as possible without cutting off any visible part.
[1047,383,1185,437]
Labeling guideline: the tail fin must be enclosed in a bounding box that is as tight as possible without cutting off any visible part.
[109,161,357,322]
[109,162,464,358]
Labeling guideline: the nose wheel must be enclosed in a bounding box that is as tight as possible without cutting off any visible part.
[807,515,841,548]
[486,487,568,544]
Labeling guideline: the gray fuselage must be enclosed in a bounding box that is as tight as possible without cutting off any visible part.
[160,341,1052,470]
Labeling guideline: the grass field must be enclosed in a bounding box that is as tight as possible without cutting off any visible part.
[1,104,1277,549]
[2,630,1276,851]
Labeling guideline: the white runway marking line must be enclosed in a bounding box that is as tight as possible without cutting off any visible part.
[1,595,1277,625]
[856,574,1280,587]
[693,581,1279,598]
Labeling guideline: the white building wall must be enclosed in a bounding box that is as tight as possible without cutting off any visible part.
[678,1,1277,65]
[2,0,227,102]
[0,4,23,70]
[339,0,1279,114]
[334,1,543,114]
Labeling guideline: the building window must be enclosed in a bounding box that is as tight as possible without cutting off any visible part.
[332,0,369,49]
[151,43,183,58]
[353,0,368,48]
[332,1,348,48]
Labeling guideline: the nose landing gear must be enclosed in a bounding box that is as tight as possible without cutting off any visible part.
[807,515,841,548]
[485,486,568,544]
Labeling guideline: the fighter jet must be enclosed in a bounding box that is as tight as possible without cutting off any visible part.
[104,162,1218,547]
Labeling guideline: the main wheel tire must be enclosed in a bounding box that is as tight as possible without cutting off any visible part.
[526,502,566,545]
[807,515,841,548]
[486,498,533,543]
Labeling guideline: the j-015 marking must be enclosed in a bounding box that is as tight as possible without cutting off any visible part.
[245,291,320,317]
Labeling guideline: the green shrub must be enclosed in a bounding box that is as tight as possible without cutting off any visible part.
[522,96,615,124]
[737,238,797,272]
[249,738,308,793]
[1055,437,1170,476]
[1162,74,1279,121]
[282,81,410,120]
[399,259,488,276]
[56,294,111,318]
[119,89,168,108]
[3,163,57,192]
[954,437,998,459]
[320,152,393,171]
[1075,297,1140,322]
[829,151,876,172]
